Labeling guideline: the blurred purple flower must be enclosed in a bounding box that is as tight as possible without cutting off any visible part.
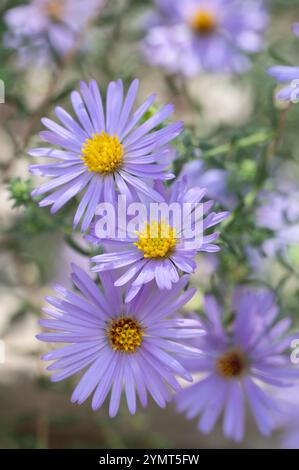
[256,184,299,256]
[179,159,236,209]
[275,386,299,449]
[91,177,229,302]
[37,264,204,416]
[143,0,268,76]
[29,79,182,231]
[4,0,105,63]
[268,24,299,102]
[176,288,299,442]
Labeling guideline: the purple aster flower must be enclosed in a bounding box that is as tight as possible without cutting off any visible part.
[4,0,105,63]
[37,264,204,416]
[91,177,229,302]
[176,288,299,442]
[143,0,268,76]
[29,79,182,231]
[268,24,299,102]
[256,184,299,256]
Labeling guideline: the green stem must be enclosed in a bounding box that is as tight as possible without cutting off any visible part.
[202,131,273,159]
[64,235,92,257]
[266,106,290,162]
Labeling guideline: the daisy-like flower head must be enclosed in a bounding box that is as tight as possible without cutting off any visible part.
[90,177,229,302]
[143,0,268,76]
[4,0,104,63]
[268,24,299,102]
[37,264,204,416]
[176,288,299,442]
[29,79,182,231]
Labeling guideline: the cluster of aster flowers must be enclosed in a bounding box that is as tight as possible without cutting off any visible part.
[30,78,227,413]
[143,0,268,76]
[6,0,298,448]
[5,0,270,76]
[28,75,299,444]
[5,0,269,75]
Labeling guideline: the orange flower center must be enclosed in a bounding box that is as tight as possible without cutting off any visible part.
[190,10,217,35]
[45,0,63,21]
[216,349,247,378]
[108,317,144,353]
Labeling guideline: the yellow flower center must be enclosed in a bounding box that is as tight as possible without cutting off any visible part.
[108,317,144,353]
[190,10,217,35]
[45,0,63,21]
[81,132,123,174]
[216,349,247,378]
[134,221,177,259]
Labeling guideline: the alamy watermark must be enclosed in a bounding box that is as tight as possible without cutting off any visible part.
[290,339,299,364]
[94,196,204,250]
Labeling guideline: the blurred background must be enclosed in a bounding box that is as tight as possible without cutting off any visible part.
[0,0,299,449]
